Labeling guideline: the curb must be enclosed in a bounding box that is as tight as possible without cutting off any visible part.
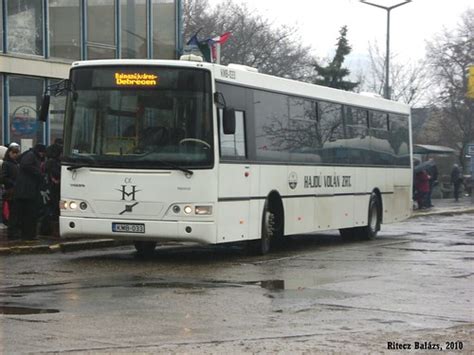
[0,239,127,255]
[0,244,53,255]
[410,207,474,218]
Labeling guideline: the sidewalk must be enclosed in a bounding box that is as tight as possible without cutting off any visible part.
[411,195,474,217]
[0,227,127,255]
[1,197,473,255]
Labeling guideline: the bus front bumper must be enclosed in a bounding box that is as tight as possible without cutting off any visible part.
[59,216,217,244]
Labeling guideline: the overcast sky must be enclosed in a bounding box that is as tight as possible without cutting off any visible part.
[207,0,472,66]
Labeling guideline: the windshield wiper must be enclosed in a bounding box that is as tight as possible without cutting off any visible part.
[138,150,194,176]
[65,156,97,171]
[66,163,92,171]
[154,159,194,176]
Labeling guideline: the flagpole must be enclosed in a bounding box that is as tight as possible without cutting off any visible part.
[215,43,221,64]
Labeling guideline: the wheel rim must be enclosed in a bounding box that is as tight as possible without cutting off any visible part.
[262,210,274,253]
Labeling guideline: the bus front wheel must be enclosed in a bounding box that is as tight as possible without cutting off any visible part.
[134,241,157,257]
[251,197,284,255]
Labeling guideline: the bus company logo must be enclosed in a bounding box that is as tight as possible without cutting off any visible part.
[288,172,298,190]
[116,185,141,201]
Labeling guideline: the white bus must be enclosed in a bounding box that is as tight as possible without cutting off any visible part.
[51,58,412,256]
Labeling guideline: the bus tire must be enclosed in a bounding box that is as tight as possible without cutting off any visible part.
[357,193,381,240]
[249,196,284,255]
[259,205,274,255]
[134,241,157,257]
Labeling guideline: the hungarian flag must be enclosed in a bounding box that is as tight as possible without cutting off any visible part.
[209,32,232,62]
[212,32,232,45]
[185,32,232,63]
[186,34,200,46]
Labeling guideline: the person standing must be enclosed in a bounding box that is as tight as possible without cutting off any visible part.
[1,145,20,238]
[13,144,46,240]
[426,158,438,207]
[415,169,430,209]
[450,164,462,202]
[40,143,62,237]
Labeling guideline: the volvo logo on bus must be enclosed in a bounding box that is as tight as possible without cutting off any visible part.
[116,185,141,201]
[288,172,298,190]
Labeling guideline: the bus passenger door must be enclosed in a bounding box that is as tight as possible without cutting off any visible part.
[217,110,251,243]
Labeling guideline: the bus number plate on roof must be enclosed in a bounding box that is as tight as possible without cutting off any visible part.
[112,222,145,233]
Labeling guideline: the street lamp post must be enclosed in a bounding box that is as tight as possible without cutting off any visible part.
[360,0,412,100]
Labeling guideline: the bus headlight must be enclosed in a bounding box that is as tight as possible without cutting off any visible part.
[183,205,193,215]
[195,205,213,215]
[60,199,88,211]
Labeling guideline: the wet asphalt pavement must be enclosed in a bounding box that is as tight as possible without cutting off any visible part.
[0,213,473,353]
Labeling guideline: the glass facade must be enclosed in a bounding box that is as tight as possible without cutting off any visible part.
[7,0,44,56]
[0,0,181,146]
[87,0,116,59]
[49,0,81,60]
[1,0,179,60]
[9,76,44,146]
[0,3,3,52]
[122,0,147,59]
[49,80,66,145]
[153,0,176,59]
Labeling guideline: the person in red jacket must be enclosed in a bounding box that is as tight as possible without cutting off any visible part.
[415,170,430,209]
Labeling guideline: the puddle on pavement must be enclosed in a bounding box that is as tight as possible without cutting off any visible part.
[0,305,60,315]
[259,280,285,290]
[132,277,349,297]
[132,280,242,290]
[254,277,321,291]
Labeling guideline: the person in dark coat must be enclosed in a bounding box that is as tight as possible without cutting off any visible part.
[1,145,20,238]
[40,143,62,237]
[426,158,438,207]
[14,144,47,240]
[450,164,462,202]
[415,169,430,209]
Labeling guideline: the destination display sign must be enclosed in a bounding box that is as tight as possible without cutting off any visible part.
[114,72,159,87]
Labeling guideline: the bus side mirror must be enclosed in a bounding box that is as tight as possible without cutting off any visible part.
[38,95,50,122]
[214,92,226,108]
[223,108,236,135]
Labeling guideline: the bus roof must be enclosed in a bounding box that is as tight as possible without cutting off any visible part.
[71,59,410,115]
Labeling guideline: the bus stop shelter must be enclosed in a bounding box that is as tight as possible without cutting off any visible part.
[413,144,456,155]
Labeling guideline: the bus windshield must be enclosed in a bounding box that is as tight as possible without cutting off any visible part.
[63,66,213,169]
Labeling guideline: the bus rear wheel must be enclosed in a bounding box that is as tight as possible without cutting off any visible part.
[358,193,381,240]
[339,193,381,240]
[134,241,157,257]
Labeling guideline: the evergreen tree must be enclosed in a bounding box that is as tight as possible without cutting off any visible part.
[313,26,359,91]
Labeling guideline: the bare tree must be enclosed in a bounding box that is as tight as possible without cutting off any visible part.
[360,42,431,106]
[425,8,474,168]
[183,0,315,80]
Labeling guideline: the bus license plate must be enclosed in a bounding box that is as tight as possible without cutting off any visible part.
[112,223,145,233]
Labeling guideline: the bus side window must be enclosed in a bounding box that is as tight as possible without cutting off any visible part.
[219,109,246,158]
